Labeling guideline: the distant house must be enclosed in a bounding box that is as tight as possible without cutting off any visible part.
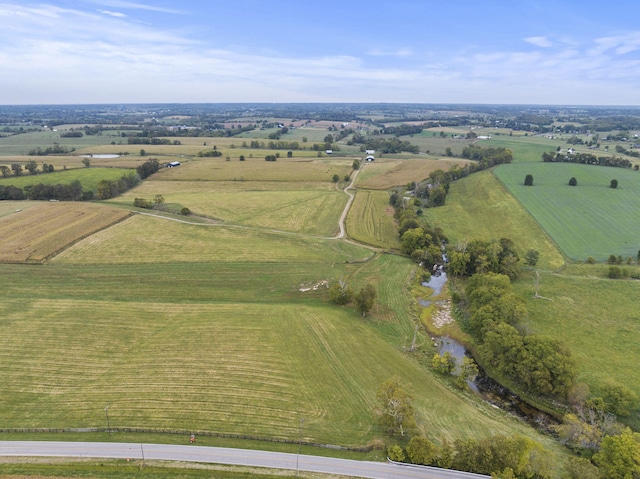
[325,149,333,155]
[365,149,375,155]
[167,161,181,167]
[567,148,576,155]
[366,155,375,162]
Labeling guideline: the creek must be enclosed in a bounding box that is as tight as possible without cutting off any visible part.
[421,274,558,431]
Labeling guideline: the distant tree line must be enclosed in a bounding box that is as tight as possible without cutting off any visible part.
[542,151,634,168]
[28,143,73,156]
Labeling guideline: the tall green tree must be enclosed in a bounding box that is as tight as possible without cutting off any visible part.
[355,284,376,317]
[594,429,640,479]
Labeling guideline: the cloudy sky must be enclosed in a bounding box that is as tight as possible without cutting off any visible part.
[1,0,640,105]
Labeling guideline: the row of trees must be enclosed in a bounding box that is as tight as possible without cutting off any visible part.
[463,273,576,399]
[1,161,55,177]
[542,151,635,169]
[447,238,521,280]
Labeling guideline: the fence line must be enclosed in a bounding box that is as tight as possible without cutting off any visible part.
[0,427,374,453]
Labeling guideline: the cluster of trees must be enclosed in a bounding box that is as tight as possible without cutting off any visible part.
[432,352,478,390]
[0,185,25,199]
[393,208,447,268]
[380,124,424,136]
[24,180,92,201]
[389,434,554,478]
[136,158,160,180]
[461,145,513,167]
[60,130,83,138]
[198,148,223,157]
[447,238,521,279]
[542,151,633,168]
[264,154,278,162]
[95,173,139,200]
[463,273,576,399]
[615,144,640,158]
[363,137,419,154]
[328,280,377,317]
[28,143,72,156]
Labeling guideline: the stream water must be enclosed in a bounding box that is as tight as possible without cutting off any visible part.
[421,274,557,430]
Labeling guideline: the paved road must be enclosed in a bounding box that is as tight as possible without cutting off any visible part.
[0,441,490,479]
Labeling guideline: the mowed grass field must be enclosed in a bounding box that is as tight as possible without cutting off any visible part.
[107,157,353,236]
[494,162,640,261]
[0,203,131,263]
[346,190,400,249]
[355,158,472,190]
[423,170,565,270]
[0,220,550,447]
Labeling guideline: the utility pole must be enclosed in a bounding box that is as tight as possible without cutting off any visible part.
[104,405,111,437]
[296,418,304,476]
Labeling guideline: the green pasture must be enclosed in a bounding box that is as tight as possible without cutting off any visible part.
[484,136,562,163]
[0,129,128,156]
[423,170,565,270]
[346,190,400,249]
[111,180,348,236]
[494,162,640,260]
[0,167,132,191]
[513,265,640,428]
[0,250,550,447]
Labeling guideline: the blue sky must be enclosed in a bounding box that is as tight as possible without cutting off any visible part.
[1,0,640,105]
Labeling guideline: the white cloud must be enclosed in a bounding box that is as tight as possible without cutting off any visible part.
[524,36,553,48]
[84,0,184,15]
[99,9,127,18]
[366,48,413,57]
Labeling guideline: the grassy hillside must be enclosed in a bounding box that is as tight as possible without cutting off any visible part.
[423,170,565,270]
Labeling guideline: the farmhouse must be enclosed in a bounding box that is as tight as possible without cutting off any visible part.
[366,155,375,162]
[365,149,375,155]
[167,161,181,167]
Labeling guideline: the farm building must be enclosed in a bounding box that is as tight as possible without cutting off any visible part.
[366,155,375,162]
[167,161,181,167]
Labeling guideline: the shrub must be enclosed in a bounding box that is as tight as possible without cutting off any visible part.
[568,177,577,186]
[387,445,405,462]
[524,174,534,186]
[610,179,618,188]
[133,198,152,209]
[608,266,622,279]
[180,207,191,216]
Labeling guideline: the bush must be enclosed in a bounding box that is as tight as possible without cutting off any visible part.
[180,207,191,216]
[133,198,152,209]
[524,174,534,186]
[608,266,622,279]
[387,445,405,462]
[610,179,618,188]
[568,177,577,186]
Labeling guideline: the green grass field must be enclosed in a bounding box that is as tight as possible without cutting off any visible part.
[423,170,565,270]
[494,162,640,260]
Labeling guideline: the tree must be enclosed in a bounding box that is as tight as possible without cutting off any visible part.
[328,280,354,305]
[355,284,376,316]
[25,160,38,175]
[602,381,639,416]
[569,177,577,186]
[564,457,600,479]
[82,157,91,167]
[593,428,640,479]
[406,436,437,465]
[0,165,9,177]
[332,174,340,183]
[524,174,534,186]
[376,378,416,436]
[432,352,456,375]
[239,155,245,161]
[11,163,22,176]
[611,179,619,188]
[524,249,540,267]
[287,151,293,158]
[140,149,146,156]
